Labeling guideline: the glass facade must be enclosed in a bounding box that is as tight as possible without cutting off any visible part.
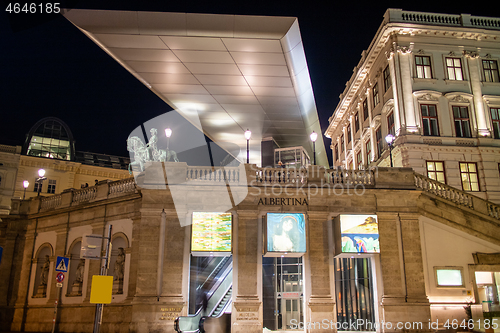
[24,118,74,161]
[274,147,310,168]
[263,257,303,331]
[335,258,376,331]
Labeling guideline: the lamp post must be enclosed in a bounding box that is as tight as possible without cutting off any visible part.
[310,132,318,166]
[244,129,251,164]
[385,134,395,167]
[23,180,29,200]
[36,169,46,196]
[165,128,172,150]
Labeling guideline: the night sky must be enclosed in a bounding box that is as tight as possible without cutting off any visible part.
[1,1,495,165]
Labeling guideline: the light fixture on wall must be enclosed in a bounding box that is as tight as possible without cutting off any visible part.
[36,169,46,196]
[385,134,395,167]
[23,180,29,200]
[244,129,251,164]
[310,132,318,165]
[165,128,172,150]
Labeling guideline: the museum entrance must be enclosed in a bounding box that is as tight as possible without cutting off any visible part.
[263,256,304,331]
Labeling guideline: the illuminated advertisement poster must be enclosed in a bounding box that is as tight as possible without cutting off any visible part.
[340,215,379,253]
[267,213,306,253]
[191,212,232,252]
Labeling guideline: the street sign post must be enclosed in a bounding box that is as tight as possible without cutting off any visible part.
[56,272,65,283]
[55,256,69,272]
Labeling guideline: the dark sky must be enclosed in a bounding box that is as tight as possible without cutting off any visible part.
[1,0,496,165]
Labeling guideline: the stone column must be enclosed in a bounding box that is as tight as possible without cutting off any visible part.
[232,210,261,333]
[11,231,36,331]
[378,212,431,332]
[307,212,335,332]
[387,46,404,135]
[395,43,419,133]
[464,51,490,137]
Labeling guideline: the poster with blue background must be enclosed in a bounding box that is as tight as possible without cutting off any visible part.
[267,213,306,253]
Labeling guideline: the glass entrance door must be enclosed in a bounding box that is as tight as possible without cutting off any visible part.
[263,257,303,331]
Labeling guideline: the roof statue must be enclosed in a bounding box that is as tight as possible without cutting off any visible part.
[127,128,178,174]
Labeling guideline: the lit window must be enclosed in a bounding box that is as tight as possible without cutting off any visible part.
[482,60,500,83]
[445,58,463,80]
[426,161,446,184]
[491,108,500,139]
[383,65,391,92]
[363,99,369,121]
[415,55,432,79]
[420,104,439,136]
[453,106,471,138]
[356,150,362,170]
[459,162,480,192]
[435,267,464,287]
[375,127,382,158]
[354,113,360,133]
[387,112,395,136]
[47,179,56,194]
[365,140,371,164]
[372,83,380,106]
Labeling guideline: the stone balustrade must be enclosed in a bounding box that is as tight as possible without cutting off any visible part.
[387,9,500,30]
[26,164,500,221]
[186,166,240,183]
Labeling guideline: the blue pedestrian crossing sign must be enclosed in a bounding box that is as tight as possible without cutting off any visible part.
[55,256,69,272]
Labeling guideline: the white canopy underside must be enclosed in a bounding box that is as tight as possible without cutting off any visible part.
[64,9,328,166]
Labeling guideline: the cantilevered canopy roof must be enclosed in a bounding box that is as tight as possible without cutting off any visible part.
[64,9,327,166]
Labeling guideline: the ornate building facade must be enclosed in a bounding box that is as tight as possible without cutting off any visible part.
[325,9,500,204]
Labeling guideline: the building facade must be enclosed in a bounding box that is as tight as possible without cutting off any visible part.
[0,118,131,215]
[325,9,500,204]
[1,164,500,333]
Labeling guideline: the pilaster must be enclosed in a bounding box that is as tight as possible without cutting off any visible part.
[232,210,261,333]
[464,51,490,137]
[307,211,335,333]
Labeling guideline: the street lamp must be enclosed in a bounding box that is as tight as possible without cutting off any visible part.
[36,168,46,196]
[385,134,395,167]
[244,129,251,164]
[310,132,318,166]
[23,180,29,200]
[165,128,172,150]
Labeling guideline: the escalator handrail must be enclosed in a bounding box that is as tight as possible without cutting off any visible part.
[175,266,232,332]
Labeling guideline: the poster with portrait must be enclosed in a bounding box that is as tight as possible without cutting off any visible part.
[266,213,306,255]
[191,212,232,253]
[340,214,379,253]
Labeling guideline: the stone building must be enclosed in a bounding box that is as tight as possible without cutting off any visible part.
[325,9,500,204]
[0,117,130,215]
[0,164,500,332]
[2,8,500,333]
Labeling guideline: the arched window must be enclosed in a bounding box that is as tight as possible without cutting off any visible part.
[22,117,75,161]
[67,240,85,296]
[33,244,53,298]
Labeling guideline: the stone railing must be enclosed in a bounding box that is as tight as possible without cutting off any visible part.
[387,9,500,30]
[72,186,97,203]
[40,195,62,210]
[37,177,137,212]
[255,167,306,184]
[109,178,136,195]
[186,166,240,183]
[414,173,474,208]
[325,169,374,185]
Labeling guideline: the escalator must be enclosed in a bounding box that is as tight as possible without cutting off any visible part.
[175,256,232,333]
